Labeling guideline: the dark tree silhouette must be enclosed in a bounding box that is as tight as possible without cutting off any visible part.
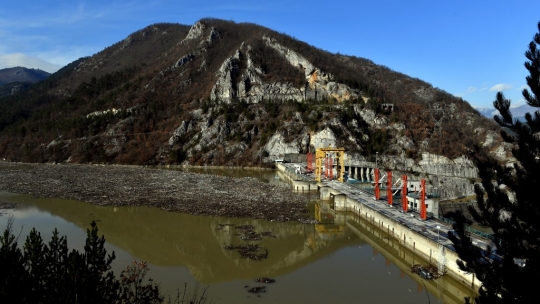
[0,219,165,304]
[449,21,540,303]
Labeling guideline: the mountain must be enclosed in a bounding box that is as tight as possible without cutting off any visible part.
[0,67,50,86]
[476,102,537,121]
[509,103,537,120]
[475,107,498,119]
[0,67,51,97]
[0,19,506,177]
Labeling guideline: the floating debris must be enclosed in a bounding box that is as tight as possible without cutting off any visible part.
[241,234,262,241]
[227,224,278,241]
[298,218,319,224]
[236,225,255,231]
[255,277,275,284]
[0,163,317,223]
[220,224,276,260]
[215,223,235,231]
[411,264,441,280]
[260,231,276,238]
[247,286,266,294]
[225,244,268,261]
[236,225,261,240]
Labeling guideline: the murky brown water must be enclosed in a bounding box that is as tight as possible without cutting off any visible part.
[0,168,476,303]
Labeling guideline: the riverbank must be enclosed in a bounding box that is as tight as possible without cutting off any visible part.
[0,162,313,222]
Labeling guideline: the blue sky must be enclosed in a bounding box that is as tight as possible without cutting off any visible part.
[1,0,539,108]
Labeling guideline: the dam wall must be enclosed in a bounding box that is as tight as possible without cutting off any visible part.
[276,163,481,291]
[331,193,479,290]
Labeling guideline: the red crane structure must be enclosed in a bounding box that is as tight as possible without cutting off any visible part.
[386,171,393,206]
[420,179,427,220]
[402,175,408,212]
[372,171,428,218]
[306,152,313,171]
[307,150,430,218]
[374,168,381,200]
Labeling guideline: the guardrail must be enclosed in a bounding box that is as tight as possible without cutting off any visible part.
[438,216,494,241]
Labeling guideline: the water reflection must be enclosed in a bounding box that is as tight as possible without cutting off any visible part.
[0,192,358,284]
[0,167,477,303]
[346,214,476,303]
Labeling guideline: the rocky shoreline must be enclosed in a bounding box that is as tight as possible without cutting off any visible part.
[0,162,314,222]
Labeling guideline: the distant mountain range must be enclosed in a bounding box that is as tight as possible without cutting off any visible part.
[0,67,51,97]
[476,103,537,120]
[0,67,50,86]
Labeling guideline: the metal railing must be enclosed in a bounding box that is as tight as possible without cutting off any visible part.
[438,216,494,241]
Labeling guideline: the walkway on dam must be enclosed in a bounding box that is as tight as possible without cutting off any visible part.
[279,162,494,255]
[326,179,455,248]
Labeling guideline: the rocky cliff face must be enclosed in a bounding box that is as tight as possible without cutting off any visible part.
[165,103,487,199]
[206,33,361,104]
[264,36,359,103]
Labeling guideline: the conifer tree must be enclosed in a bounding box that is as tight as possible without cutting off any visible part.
[0,220,165,303]
[449,21,540,303]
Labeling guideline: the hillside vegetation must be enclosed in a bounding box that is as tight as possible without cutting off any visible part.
[0,19,499,166]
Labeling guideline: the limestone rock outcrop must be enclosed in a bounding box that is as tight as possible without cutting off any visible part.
[353,106,387,127]
[180,21,205,44]
[263,36,330,83]
[173,54,194,69]
[263,36,359,102]
[418,153,478,178]
[209,36,360,103]
[264,133,305,159]
[310,128,338,150]
[210,50,241,102]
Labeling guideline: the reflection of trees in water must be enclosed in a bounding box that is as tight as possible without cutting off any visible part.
[3,193,359,283]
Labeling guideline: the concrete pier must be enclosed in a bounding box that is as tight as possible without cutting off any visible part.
[276,162,483,291]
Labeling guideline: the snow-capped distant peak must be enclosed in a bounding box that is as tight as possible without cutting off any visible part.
[475,102,538,119]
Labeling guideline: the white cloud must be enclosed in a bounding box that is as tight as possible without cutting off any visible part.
[511,99,527,108]
[455,86,479,98]
[489,83,513,92]
[0,53,62,73]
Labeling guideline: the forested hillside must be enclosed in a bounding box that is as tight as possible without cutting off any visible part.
[0,19,501,166]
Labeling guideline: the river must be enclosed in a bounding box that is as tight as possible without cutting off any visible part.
[0,167,476,303]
